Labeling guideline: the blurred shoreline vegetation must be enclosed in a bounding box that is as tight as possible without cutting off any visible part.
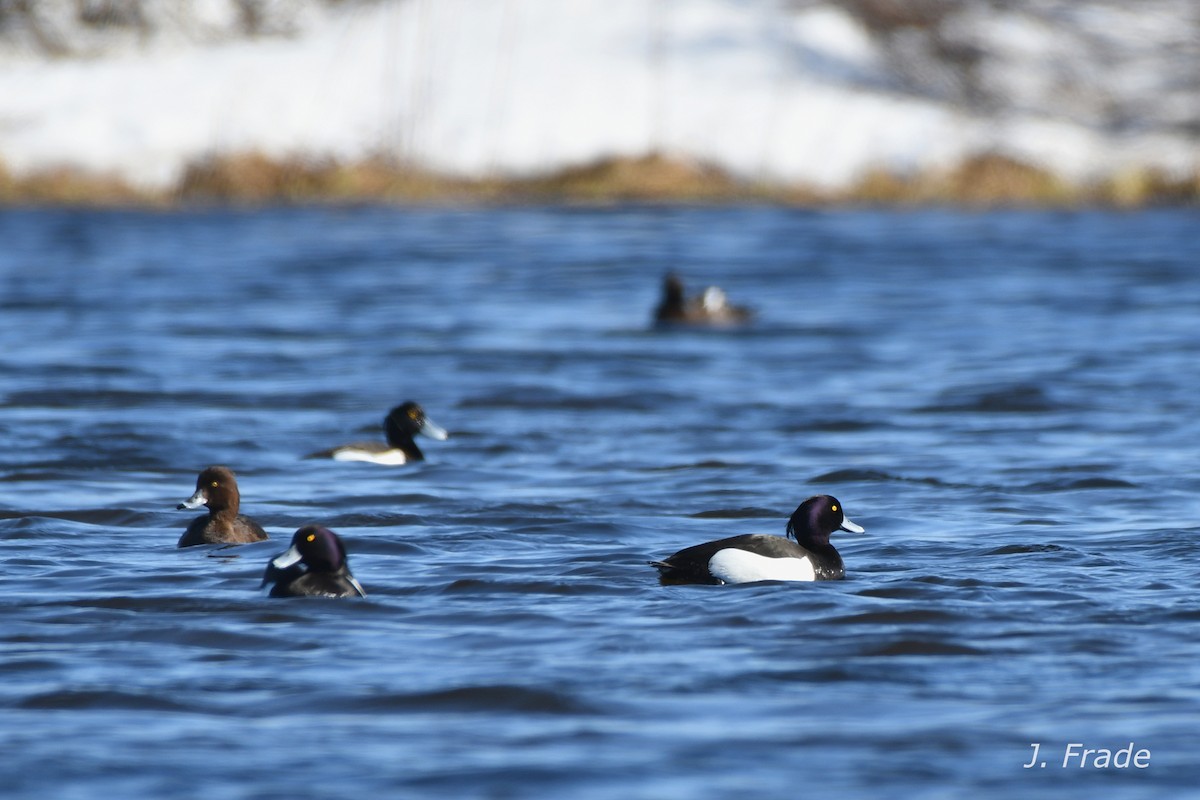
[1,151,1196,208]
[1,1,1195,208]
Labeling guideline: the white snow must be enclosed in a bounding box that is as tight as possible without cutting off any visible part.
[0,0,1195,191]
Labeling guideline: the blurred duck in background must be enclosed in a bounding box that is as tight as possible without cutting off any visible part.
[306,401,448,465]
[653,272,754,327]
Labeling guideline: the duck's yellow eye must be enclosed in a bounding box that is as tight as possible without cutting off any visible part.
[306,533,316,542]
[211,481,219,488]
[831,505,838,512]
[408,409,419,420]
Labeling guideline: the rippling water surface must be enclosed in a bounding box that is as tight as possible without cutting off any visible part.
[2,206,1198,798]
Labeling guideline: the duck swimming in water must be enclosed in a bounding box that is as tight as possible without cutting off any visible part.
[306,401,449,465]
[176,465,269,548]
[651,495,864,585]
[653,272,754,327]
[261,525,366,598]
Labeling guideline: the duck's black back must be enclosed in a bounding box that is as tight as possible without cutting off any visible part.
[652,533,844,584]
[269,566,363,598]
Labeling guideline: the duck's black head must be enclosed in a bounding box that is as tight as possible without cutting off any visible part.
[663,273,685,304]
[177,465,241,515]
[283,525,347,570]
[261,525,366,597]
[655,272,687,320]
[786,495,864,546]
[383,401,449,454]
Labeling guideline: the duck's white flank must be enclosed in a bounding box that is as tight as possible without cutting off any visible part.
[707,548,816,584]
[331,448,409,465]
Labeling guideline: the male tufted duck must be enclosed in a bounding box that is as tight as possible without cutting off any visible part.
[651,495,864,584]
[176,465,269,548]
[261,525,366,598]
[306,401,449,465]
[653,272,754,327]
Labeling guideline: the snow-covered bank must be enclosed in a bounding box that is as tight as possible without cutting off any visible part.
[0,0,1197,197]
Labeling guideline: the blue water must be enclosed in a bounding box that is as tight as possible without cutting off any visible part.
[1,206,1198,798]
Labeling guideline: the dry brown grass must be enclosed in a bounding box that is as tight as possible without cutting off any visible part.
[0,159,156,206]
[1094,166,1200,208]
[0,150,1196,208]
[844,166,916,205]
[841,153,1200,208]
[175,152,470,204]
[497,152,752,203]
[168,151,774,205]
[921,153,1076,206]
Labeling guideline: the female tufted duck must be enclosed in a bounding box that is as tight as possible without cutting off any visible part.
[651,495,864,584]
[306,401,448,465]
[176,465,269,548]
[261,525,366,598]
[653,272,754,327]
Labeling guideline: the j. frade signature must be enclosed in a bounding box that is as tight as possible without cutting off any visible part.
[1024,742,1151,769]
